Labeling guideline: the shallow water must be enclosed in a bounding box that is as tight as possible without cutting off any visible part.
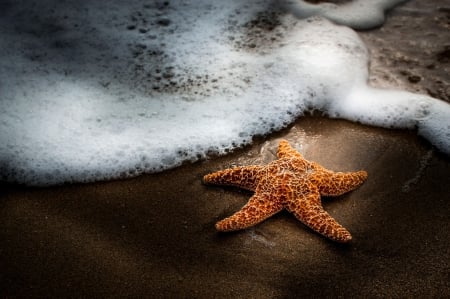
[0,0,449,185]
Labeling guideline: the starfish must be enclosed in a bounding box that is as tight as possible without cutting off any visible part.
[203,140,368,243]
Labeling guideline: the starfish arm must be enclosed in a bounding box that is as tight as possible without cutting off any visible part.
[311,169,368,196]
[277,139,305,159]
[215,193,283,231]
[203,166,263,191]
[288,193,352,243]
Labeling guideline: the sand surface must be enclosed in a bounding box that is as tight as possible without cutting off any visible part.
[1,0,449,297]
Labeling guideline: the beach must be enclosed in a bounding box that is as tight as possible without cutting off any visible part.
[1,0,449,297]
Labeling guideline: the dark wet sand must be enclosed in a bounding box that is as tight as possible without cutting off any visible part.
[1,0,449,298]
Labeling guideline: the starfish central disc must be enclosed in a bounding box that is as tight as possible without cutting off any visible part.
[203,140,368,243]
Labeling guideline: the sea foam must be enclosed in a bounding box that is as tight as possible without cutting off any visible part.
[280,0,409,29]
[0,0,449,185]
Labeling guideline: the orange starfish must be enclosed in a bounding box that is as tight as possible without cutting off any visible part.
[203,140,368,243]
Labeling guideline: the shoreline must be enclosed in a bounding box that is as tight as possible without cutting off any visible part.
[1,0,449,297]
[1,116,449,297]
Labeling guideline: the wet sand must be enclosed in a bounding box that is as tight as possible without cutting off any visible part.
[1,0,449,298]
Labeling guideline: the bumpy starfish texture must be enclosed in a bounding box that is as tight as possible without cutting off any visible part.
[203,140,368,243]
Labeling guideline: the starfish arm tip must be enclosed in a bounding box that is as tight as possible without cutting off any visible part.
[320,226,352,243]
[215,219,240,232]
[337,231,352,243]
[202,173,213,184]
[215,221,228,232]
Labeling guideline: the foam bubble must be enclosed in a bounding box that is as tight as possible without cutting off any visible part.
[0,0,448,186]
[280,0,409,30]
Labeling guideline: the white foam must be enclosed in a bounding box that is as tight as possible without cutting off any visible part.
[280,0,409,30]
[0,0,448,185]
